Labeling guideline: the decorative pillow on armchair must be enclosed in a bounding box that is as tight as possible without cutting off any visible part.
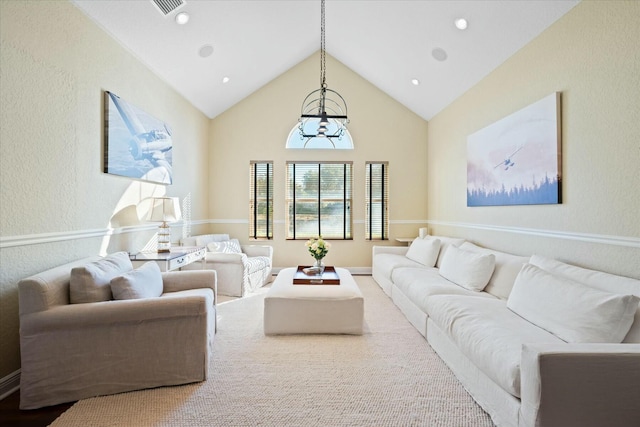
[110,261,163,300]
[207,239,242,254]
[70,251,133,303]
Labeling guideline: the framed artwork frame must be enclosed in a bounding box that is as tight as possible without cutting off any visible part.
[104,91,174,184]
[467,92,562,207]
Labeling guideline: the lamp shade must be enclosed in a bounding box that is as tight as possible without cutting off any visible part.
[146,197,181,223]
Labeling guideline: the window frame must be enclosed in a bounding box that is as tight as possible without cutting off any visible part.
[286,161,353,240]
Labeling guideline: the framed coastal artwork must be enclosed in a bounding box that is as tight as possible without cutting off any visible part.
[104,91,174,184]
[467,92,561,207]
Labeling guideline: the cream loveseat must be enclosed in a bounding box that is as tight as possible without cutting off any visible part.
[373,236,640,427]
[180,234,273,297]
[18,252,217,409]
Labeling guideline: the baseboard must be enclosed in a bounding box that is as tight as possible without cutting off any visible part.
[0,370,20,401]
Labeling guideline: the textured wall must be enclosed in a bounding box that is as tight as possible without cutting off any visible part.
[0,1,210,378]
[209,52,429,268]
[426,0,640,278]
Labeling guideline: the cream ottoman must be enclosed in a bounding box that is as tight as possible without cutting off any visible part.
[264,267,364,335]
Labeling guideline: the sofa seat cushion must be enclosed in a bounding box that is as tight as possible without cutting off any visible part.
[392,267,496,313]
[245,256,271,274]
[373,253,425,282]
[426,295,565,398]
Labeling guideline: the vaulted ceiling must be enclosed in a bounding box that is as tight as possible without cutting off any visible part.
[72,0,580,120]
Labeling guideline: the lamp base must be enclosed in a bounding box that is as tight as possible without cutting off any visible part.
[157,222,171,253]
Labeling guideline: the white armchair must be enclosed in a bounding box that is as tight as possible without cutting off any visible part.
[181,234,273,297]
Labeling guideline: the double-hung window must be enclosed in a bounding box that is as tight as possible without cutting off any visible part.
[249,161,273,239]
[286,162,352,240]
[365,162,389,240]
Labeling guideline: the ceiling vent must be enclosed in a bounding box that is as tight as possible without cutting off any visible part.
[150,0,185,16]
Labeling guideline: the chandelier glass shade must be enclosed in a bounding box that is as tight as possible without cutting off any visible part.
[298,0,349,147]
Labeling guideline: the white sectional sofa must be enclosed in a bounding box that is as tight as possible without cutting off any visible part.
[372,236,640,427]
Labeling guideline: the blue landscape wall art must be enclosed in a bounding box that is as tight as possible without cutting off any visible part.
[467,92,561,207]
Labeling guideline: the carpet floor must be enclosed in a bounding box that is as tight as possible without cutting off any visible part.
[51,276,494,426]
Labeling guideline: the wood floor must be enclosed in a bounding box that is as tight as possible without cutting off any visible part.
[0,390,73,427]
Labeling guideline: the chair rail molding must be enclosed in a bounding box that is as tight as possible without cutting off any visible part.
[426,220,640,248]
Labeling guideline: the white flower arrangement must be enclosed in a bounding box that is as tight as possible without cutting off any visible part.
[305,235,331,261]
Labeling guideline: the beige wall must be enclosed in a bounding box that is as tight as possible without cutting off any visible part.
[427,0,640,279]
[0,1,210,378]
[209,52,429,268]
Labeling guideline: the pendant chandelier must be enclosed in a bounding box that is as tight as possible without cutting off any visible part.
[298,0,349,147]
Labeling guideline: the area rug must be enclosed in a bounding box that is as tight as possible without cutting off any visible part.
[51,276,494,426]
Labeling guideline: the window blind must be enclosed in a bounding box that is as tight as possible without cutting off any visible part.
[366,162,389,240]
[249,161,273,239]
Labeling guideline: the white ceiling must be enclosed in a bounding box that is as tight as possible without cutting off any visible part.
[72,0,580,121]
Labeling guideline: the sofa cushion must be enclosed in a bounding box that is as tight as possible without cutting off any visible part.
[110,261,164,300]
[508,264,639,343]
[460,242,530,300]
[530,254,640,343]
[69,252,133,303]
[373,253,424,283]
[426,294,565,398]
[432,236,466,268]
[207,239,242,254]
[439,245,496,292]
[405,237,441,267]
[392,267,496,313]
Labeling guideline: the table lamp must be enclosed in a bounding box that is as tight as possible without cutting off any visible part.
[146,197,181,252]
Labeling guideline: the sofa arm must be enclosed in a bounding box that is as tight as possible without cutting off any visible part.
[372,245,409,257]
[20,295,211,334]
[242,244,273,260]
[162,270,216,294]
[204,252,246,264]
[520,343,640,427]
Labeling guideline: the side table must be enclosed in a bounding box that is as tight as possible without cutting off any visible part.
[129,246,206,272]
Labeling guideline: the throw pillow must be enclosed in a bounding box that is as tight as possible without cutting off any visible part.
[405,237,441,267]
[70,252,133,303]
[529,254,640,343]
[432,236,466,267]
[507,263,639,343]
[207,239,242,254]
[438,245,496,291]
[110,261,163,300]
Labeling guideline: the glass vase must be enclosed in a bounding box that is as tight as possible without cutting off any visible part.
[313,258,325,274]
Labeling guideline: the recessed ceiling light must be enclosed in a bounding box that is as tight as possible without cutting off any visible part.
[411,79,420,86]
[198,44,214,58]
[432,48,448,62]
[222,76,230,84]
[454,18,468,30]
[175,12,190,25]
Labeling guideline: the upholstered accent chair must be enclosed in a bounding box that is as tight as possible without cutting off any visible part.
[18,253,217,409]
[180,234,273,297]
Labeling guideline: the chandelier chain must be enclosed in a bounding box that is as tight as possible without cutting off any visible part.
[320,0,326,88]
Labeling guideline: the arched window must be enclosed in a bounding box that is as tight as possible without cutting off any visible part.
[286,121,354,149]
